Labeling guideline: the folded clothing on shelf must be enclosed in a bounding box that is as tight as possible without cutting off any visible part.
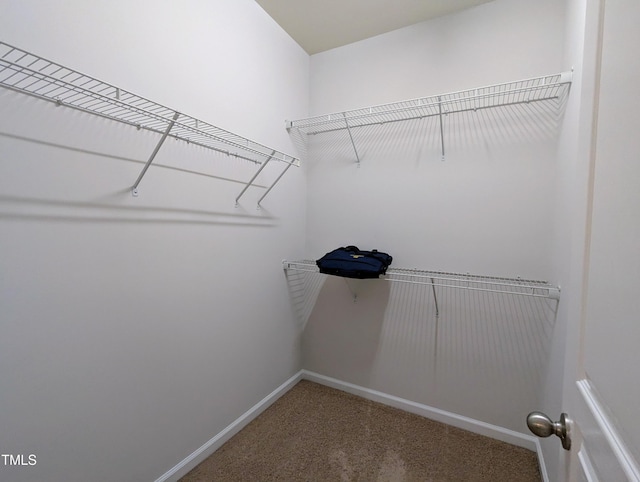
[316,246,393,279]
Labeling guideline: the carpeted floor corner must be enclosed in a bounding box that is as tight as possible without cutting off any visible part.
[180,380,541,481]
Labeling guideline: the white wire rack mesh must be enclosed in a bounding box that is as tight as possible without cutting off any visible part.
[282,260,560,300]
[287,72,572,136]
[0,41,299,168]
[284,259,557,416]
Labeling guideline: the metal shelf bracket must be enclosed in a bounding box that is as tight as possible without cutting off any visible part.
[132,111,180,196]
[235,150,275,206]
[343,112,361,166]
[258,161,294,207]
[438,96,446,162]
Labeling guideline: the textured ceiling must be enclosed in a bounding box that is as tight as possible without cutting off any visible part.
[255,0,496,54]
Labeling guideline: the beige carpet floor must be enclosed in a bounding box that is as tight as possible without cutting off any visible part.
[181,380,541,481]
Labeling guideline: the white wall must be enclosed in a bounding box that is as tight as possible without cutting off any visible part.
[309,0,566,115]
[0,1,308,481]
[4,1,622,480]
[301,0,569,434]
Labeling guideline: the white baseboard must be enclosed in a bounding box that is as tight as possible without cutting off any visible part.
[303,370,547,480]
[301,370,539,452]
[157,369,546,482]
[154,370,304,482]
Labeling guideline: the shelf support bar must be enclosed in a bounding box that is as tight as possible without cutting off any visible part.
[431,277,440,317]
[235,150,275,205]
[132,111,180,196]
[438,96,445,161]
[257,161,294,207]
[343,113,361,166]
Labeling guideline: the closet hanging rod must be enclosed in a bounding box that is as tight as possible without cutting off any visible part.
[287,71,572,135]
[283,260,561,300]
[0,41,299,201]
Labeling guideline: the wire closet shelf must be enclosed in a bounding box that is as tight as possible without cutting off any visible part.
[0,41,299,203]
[283,260,561,301]
[287,71,572,163]
[288,72,572,135]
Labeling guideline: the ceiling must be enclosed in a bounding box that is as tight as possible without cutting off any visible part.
[255,0,496,55]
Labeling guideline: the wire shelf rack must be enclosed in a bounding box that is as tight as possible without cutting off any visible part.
[287,72,572,162]
[283,260,561,301]
[288,72,572,135]
[0,41,299,203]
